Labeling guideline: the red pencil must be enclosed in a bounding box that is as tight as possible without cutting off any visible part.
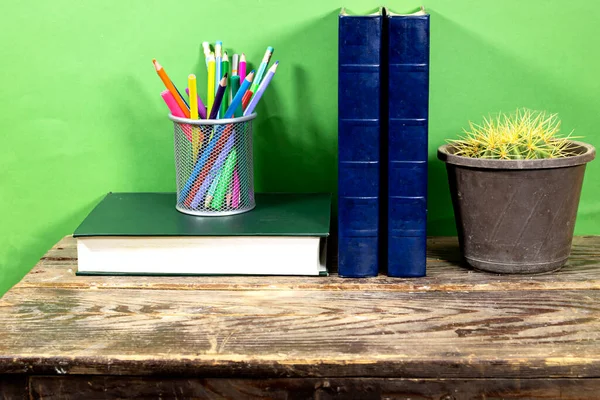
[184,123,235,206]
[241,89,254,110]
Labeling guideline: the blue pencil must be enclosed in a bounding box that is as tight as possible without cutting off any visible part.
[190,134,236,208]
[178,129,222,203]
[224,70,255,118]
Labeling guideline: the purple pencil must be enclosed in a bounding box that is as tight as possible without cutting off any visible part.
[185,88,207,119]
[209,74,228,119]
[243,61,278,116]
[190,133,236,208]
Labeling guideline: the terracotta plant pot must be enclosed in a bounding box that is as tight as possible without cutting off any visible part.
[437,141,595,274]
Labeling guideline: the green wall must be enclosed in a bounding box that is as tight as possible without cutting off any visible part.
[1,0,599,295]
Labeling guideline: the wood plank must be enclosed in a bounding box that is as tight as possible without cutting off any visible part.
[0,375,28,399]
[12,236,600,292]
[1,287,599,378]
[28,376,600,399]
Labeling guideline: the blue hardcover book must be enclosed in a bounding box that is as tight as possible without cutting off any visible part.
[338,8,383,277]
[386,8,430,277]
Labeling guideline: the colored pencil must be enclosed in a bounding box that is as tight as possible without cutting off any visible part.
[185,88,207,119]
[160,90,185,118]
[229,53,237,105]
[241,89,254,111]
[202,42,211,66]
[153,59,190,109]
[153,59,190,118]
[188,75,199,120]
[226,186,233,208]
[209,74,228,120]
[188,74,202,159]
[181,127,222,205]
[220,52,230,117]
[224,71,254,119]
[229,76,241,117]
[207,53,215,113]
[184,123,236,206]
[211,149,237,209]
[244,61,278,116]
[204,171,222,208]
[249,46,273,93]
[190,133,235,209]
[215,41,222,95]
[239,53,247,82]
[232,169,241,208]
[232,54,239,76]
[161,90,194,143]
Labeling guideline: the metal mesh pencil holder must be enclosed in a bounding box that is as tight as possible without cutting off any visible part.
[169,113,257,216]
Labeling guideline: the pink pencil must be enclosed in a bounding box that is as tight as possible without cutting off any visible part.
[226,189,232,208]
[232,169,240,208]
[161,90,185,117]
[161,90,193,141]
[239,53,247,83]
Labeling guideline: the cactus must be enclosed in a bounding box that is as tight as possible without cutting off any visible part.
[449,109,579,159]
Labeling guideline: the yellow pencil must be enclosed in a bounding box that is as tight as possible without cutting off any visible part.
[188,74,198,120]
[207,53,216,114]
[188,74,201,159]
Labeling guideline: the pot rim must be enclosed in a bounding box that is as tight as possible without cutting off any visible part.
[437,140,595,169]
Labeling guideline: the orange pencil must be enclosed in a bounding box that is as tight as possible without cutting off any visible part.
[241,89,254,110]
[152,59,190,118]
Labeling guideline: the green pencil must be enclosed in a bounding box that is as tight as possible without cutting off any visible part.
[204,172,221,209]
[230,75,241,117]
[250,46,273,93]
[220,52,230,118]
[211,149,237,209]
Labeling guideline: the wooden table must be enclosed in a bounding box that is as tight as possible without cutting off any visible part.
[1,236,599,399]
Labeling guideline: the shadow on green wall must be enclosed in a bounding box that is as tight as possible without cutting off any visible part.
[253,11,338,195]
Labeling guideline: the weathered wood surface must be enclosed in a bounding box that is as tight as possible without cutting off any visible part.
[12,235,600,291]
[1,287,599,377]
[0,236,599,383]
[27,376,600,399]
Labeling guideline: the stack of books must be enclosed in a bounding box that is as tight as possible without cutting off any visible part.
[338,7,430,277]
[74,192,331,276]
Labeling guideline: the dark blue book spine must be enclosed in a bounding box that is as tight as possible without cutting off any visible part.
[387,13,430,277]
[338,12,382,277]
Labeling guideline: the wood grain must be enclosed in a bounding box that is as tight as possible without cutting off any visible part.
[1,287,599,378]
[2,236,600,390]
[12,235,600,292]
[28,376,600,399]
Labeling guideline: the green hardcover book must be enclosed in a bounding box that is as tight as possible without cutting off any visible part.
[74,192,331,276]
